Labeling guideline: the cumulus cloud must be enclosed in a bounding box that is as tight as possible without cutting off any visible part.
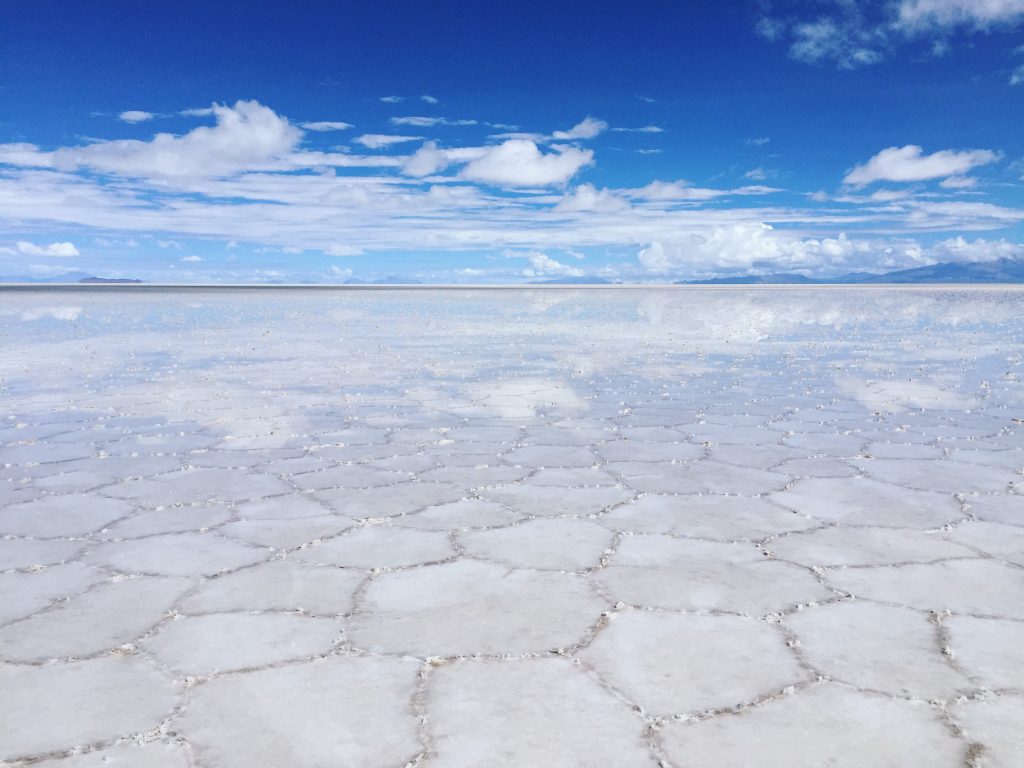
[555,184,630,212]
[355,134,423,149]
[843,145,999,186]
[459,140,594,187]
[638,226,879,275]
[510,249,584,278]
[551,117,608,140]
[119,110,156,123]
[301,121,354,131]
[181,254,202,262]
[926,235,1024,262]
[53,100,302,178]
[402,141,450,177]
[16,241,79,257]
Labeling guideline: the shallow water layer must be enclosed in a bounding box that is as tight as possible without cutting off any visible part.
[1,287,1023,767]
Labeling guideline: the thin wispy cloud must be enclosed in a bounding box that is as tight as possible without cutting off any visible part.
[611,125,664,133]
[356,133,423,149]
[301,121,354,131]
[390,116,478,127]
[761,0,1024,70]
[551,117,607,140]
[118,110,157,123]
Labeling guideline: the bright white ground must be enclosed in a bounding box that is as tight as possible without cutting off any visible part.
[1,287,1022,767]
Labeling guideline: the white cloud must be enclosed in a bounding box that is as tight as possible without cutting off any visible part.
[93,237,138,247]
[745,167,768,181]
[786,12,887,69]
[0,143,52,167]
[746,137,771,146]
[551,117,608,140]
[355,134,423,149]
[843,145,999,186]
[510,249,584,278]
[420,94,439,104]
[16,240,79,257]
[555,184,630,212]
[157,239,182,249]
[459,140,593,187]
[895,0,1024,32]
[181,255,202,262]
[54,100,302,178]
[1011,62,1024,85]
[301,121,354,131]
[630,180,780,201]
[391,116,477,127]
[379,96,403,103]
[940,175,977,189]
[927,235,1024,262]
[402,141,450,177]
[763,0,1024,69]
[638,225,874,274]
[119,110,156,123]
[325,244,364,256]
[611,125,664,133]
[328,265,353,279]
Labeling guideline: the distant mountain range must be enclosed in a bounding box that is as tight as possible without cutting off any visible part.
[680,258,1024,285]
[2,259,1023,286]
[0,271,142,284]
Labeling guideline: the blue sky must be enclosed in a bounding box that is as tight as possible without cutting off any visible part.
[2,0,1023,282]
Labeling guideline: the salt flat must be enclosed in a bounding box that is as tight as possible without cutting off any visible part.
[1,286,1023,767]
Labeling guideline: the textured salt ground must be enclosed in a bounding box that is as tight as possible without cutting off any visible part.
[1,287,1024,767]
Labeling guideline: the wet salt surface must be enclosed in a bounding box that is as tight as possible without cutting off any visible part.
[1,286,1023,767]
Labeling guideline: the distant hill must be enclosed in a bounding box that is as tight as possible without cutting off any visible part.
[78,276,143,284]
[681,258,1024,285]
[0,272,142,284]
